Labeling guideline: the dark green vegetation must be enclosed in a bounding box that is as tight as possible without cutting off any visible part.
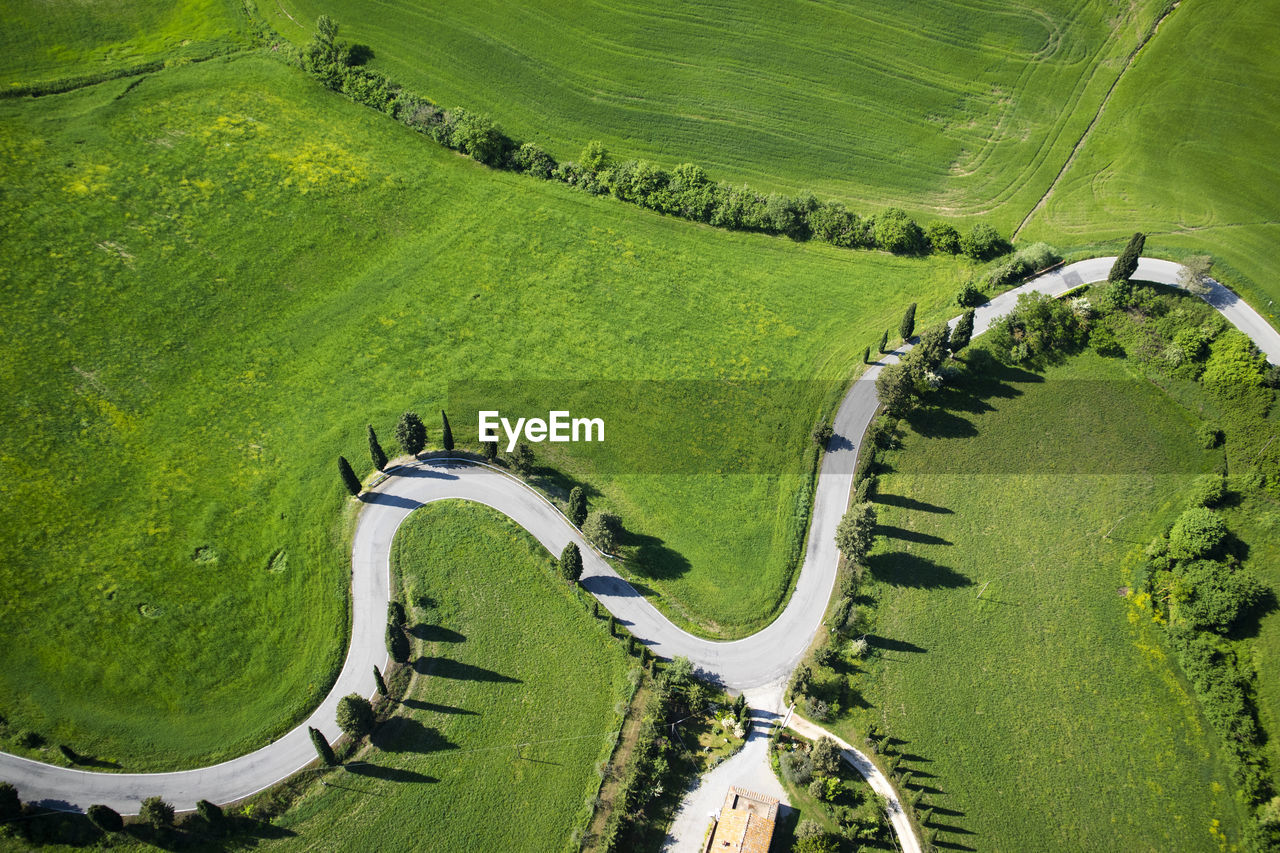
[771,731,889,853]
[1022,0,1280,313]
[833,282,1280,850]
[262,0,1171,223]
[271,501,631,852]
[0,50,974,766]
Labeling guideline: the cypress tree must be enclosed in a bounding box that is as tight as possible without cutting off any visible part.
[608,614,616,637]
[87,804,124,833]
[951,309,975,354]
[1109,232,1145,283]
[592,599,600,618]
[627,635,636,655]
[559,542,584,584]
[878,329,889,354]
[387,600,407,628]
[368,424,388,471]
[567,486,588,527]
[373,665,388,696]
[309,726,337,766]
[0,783,21,823]
[483,438,498,462]
[196,799,223,826]
[441,410,454,452]
[386,623,409,663]
[900,303,917,342]
[395,411,427,456]
[862,346,870,364]
[338,456,362,496]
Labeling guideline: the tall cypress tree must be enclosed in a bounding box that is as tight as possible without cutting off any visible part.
[878,329,889,354]
[1109,232,1145,283]
[950,309,975,354]
[387,600,407,628]
[368,425,387,471]
[373,665,388,696]
[395,411,427,456]
[559,542,584,584]
[483,438,498,463]
[338,456,362,496]
[568,487,588,527]
[441,410,454,452]
[309,727,337,766]
[900,303,917,342]
[862,346,870,364]
[386,623,410,663]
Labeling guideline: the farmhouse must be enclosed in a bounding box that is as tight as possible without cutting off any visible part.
[703,786,778,853]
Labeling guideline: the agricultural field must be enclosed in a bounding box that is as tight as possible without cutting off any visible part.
[270,501,632,852]
[1020,0,1280,313]
[0,51,973,769]
[0,0,249,91]
[837,344,1257,850]
[260,0,1170,226]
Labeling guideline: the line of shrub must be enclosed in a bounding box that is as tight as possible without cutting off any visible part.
[246,10,1012,260]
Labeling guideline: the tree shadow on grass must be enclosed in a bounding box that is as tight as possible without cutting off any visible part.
[868,552,972,589]
[408,624,466,643]
[123,815,295,851]
[874,493,954,514]
[344,761,437,784]
[412,656,520,683]
[400,698,477,715]
[903,406,978,439]
[618,529,691,582]
[371,717,458,755]
[876,525,952,546]
[865,634,927,654]
[527,466,603,505]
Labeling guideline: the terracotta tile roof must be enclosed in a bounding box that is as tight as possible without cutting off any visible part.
[704,786,778,853]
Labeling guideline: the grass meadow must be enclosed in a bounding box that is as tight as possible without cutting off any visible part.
[0,52,973,768]
[269,501,632,852]
[0,0,249,91]
[1022,0,1280,314]
[836,347,1251,851]
[259,0,1170,227]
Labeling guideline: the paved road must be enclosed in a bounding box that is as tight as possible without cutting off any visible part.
[2,258,1276,819]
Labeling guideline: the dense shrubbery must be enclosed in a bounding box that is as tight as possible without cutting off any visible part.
[987,291,1087,364]
[981,241,1061,289]
[286,15,1010,259]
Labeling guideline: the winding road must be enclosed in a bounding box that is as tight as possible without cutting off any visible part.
[2,259,1277,838]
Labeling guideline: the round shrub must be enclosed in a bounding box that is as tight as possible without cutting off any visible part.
[87,804,123,833]
[1175,560,1265,633]
[1188,473,1227,508]
[960,223,1006,260]
[956,280,986,308]
[583,511,622,554]
[926,221,961,254]
[873,209,925,254]
[1168,507,1228,561]
[1198,422,1224,449]
[780,749,814,786]
[336,693,376,739]
[139,796,174,829]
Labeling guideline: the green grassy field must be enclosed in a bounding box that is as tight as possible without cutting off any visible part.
[0,0,249,91]
[260,0,1168,226]
[836,347,1251,851]
[1021,0,1280,313]
[0,51,974,768]
[269,501,631,852]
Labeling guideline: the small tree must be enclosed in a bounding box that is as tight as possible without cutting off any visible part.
[835,502,878,563]
[395,411,427,456]
[608,614,617,636]
[87,804,123,833]
[1178,255,1213,295]
[580,140,611,172]
[1108,232,1145,283]
[140,796,175,829]
[568,487,588,527]
[812,423,833,447]
[878,330,889,354]
[309,726,337,766]
[510,442,535,474]
[368,424,388,471]
[373,665,388,696]
[960,223,1005,260]
[900,303,917,342]
[559,542,584,584]
[440,410,454,452]
[862,346,870,365]
[196,799,223,826]
[951,309,975,354]
[338,456,362,496]
[483,436,498,462]
[811,736,842,776]
[387,600,407,628]
[875,363,915,417]
[336,693,376,739]
[0,783,22,823]
[386,622,410,663]
[583,511,622,553]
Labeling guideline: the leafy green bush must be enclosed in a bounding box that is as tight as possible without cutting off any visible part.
[926,221,962,254]
[1187,473,1227,508]
[873,209,926,254]
[987,291,1085,364]
[956,280,985,307]
[960,223,1007,260]
[781,749,814,785]
[1173,560,1265,634]
[584,511,623,554]
[336,693,375,739]
[512,142,556,179]
[1168,507,1227,560]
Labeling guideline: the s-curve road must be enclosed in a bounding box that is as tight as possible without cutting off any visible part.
[2,258,1276,818]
